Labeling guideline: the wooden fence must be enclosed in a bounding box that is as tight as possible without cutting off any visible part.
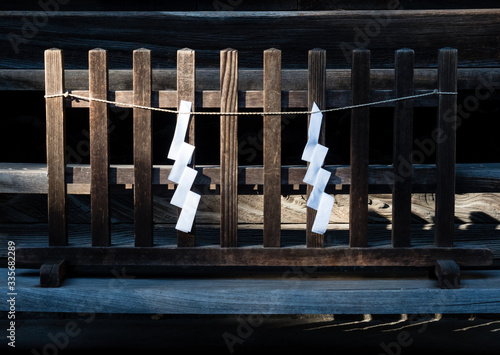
[16,47,494,287]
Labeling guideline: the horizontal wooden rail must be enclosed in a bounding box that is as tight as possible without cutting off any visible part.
[1,68,500,91]
[1,163,499,194]
[1,10,500,69]
[16,246,494,268]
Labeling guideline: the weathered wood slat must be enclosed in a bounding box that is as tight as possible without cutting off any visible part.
[435,48,458,247]
[2,68,499,91]
[65,89,445,109]
[349,49,370,248]
[1,163,500,193]
[89,49,110,246]
[1,11,500,69]
[220,49,238,247]
[16,246,494,267]
[176,48,196,247]
[306,48,327,248]
[133,49,153,247]
[45,48,67,246]
[392,49,414,247]
[263,49,282,247]
[4,223,500,258]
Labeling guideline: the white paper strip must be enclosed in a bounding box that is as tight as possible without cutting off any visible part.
[301,102,322,162]
[311,193,334,234]
[306,168,331,210]
[168,142,195,183]
[303,144,328,185]
[176,191,201,233]
[167,100,192,161]
[170,167,198,208]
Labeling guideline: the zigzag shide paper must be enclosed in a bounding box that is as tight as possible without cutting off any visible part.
[302,102,335,234]
[167,100,200,233]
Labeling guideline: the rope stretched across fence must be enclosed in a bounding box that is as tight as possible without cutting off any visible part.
[44,89,457,116]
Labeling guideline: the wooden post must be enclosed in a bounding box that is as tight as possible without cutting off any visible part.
[133,49,153,247]
[220,49,238,248]
[45,48,67,246]
[392,48,414,247]
[263,48,282,248]
[349,49,370,248]
[89,49,110,247]
[306,48,326,248]
[177,48,196,247]
[435,48,458,247]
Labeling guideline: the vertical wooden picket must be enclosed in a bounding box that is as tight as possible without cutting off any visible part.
[133,48,153,247]
[263,48,282,248]
[220,49,238,248]
[392,48,414,247]
[45,48,67,246]
[89,49,111,247]
[435,48,458,247]
[306,48,326,248]
[349,49,370,248]
[177,48,196,247]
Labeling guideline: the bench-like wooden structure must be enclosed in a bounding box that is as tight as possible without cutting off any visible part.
[14,47,494,288]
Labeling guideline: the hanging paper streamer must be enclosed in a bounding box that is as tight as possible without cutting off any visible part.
[167,100,200,233]
[302,102,334,234]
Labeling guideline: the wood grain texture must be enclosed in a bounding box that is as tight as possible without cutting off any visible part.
[176,48,196,247]
[263,48,282,247]
[133,49,153,247]
[1,11,500,69]
[6,268,500,314]
[392,49,414,247]
[349,49,370,248]
[306,48,326,248]
[1,163,500,194]
[220,49,238,247]
[2,68,500,91]
[45,49,67,246]
[89,49,110,246]
[16,246,493,268]
[435,48,458,247]
[434,260,460,289]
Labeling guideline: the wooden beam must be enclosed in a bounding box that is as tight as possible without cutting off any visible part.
[392,49,414,247]
[133,49,153,247]
[349,49,370,248]
[176,48,196,247]
[220,49,238,247]
[45,48,67,246]
[1,10,499,69]
[1,163,500,193]
[263,48,282,247]
[89,49,110,247]
[435,48,458,247]
[306,48,327,248]
[16,246,494,267]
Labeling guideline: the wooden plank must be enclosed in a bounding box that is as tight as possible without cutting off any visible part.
[197,0,297,10]
[220,49,238,247]
[306,48,327,248]
[263,48,282,247]
[435,48,458,248]
[349,49,370,248]
[176,48,196,247]
[1,163,500,194]
[1,11,500,69]
[392,49,414,247]
[434,260,460,289]
[133,49,153,247]
[16,246,494,268]
[45,49,67,246]
[2,68,500,91]
[299,0,500,10]
[89,49,110,247]
[7,268,500,314]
